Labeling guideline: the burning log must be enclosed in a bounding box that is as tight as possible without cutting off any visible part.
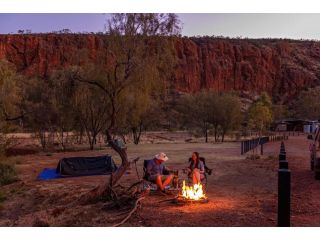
[172,180,209,205]
[172,197,209,205]
[181,180,206,200]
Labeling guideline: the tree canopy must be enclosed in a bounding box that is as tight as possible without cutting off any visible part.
[176,91,242,142]
[291,87,320,120]
[247,92,273,135]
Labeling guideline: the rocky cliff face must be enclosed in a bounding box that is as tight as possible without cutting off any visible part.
[1,34,320,103]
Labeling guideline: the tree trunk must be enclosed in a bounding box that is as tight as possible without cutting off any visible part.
[214,124,220,142]
[38,130,47,150]
[61,131,65,149]
[214,128,217,142]
[222,131,225,142]
[79,129,83,144]
[77,131,133,203]
[87,131,95,150]
[132,123,143,145]
[120,134,127,144]
[89,141,94,150]
[205,129,208,143]
[60,130,65,151]
[100,129,130,196]
[203,121,208,143]
[132,128,139,145]
[56,130,66,151]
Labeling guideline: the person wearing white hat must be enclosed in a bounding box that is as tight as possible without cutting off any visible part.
[146,152,173,192]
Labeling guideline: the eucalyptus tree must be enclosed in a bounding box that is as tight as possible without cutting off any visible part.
[77,13,182,196]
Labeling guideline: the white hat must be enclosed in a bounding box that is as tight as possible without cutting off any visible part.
[154,152,169,161]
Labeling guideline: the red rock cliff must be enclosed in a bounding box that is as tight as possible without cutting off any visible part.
[1,34,320,103]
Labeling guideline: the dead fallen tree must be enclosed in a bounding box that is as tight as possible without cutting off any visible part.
[112,195,146,227]
[75,161,141,206]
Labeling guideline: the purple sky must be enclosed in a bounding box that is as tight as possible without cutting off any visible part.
[0,14,107,33]
[1,13,320,39]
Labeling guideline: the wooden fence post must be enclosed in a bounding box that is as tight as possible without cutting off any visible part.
[310,144,315,171]
[315,157,320,180]
[241,141,243,155]
[245,140,247,153]
[278,169,291,227]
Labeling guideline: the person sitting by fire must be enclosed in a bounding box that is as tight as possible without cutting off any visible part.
[146,152,173,192]
[187,152,212,185]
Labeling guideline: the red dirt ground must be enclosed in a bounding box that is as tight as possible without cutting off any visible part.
[0,134,318,226]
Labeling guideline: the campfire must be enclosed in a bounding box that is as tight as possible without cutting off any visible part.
[173,180,208,204]
[181,180,206,200]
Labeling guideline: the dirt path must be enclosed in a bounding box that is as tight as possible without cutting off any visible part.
[260,135,320,226]
[1,135,319,226]
[282,136,320,226]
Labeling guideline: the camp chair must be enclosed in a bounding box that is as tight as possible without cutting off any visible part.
[142,160,178,190]
[143,159,152,181]
[186,157,212,187]
[142,160,158,190]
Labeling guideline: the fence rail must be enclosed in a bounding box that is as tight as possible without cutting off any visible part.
[269,135,289,142]
[240,135,289,155]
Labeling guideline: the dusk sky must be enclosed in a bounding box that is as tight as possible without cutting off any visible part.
[1,13,320,39]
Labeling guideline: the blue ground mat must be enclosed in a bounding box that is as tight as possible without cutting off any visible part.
[38,168,61,180]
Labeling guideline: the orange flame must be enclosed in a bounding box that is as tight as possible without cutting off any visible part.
[181,180,206,200]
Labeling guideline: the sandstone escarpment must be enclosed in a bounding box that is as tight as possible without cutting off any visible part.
[1,34,320,103]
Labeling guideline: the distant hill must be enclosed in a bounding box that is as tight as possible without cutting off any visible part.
[1,34,320,103]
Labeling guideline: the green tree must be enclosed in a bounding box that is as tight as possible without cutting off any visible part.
[0,60,22,122]
[205,92,220,142]
[273,104,289,121]
[256,92,273,110]
[50,69,79,150]
[0,60,22,156]
[176,92,212,143]
[292,87,320,120]
[218,93,242,142]
[21,77,57,150]
[123,93,161,144]
[74,84,109,150]
[76,13,182,196]
[50,65,111,151]
[176,91,242,143]
[247,92,273,152]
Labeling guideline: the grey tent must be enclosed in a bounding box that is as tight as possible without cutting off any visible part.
[56,155,117,177]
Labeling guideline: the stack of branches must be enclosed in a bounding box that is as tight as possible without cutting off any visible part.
[102,157,148,227]
[106,181,149,227]
[50,178,148,227]
[65,156,148,227]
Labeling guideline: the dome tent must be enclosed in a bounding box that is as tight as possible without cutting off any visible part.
[38,155,117,180]
[56,155,117,176]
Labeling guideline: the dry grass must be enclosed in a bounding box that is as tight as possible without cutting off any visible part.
[0,133,281,226]
[0,161,17,186]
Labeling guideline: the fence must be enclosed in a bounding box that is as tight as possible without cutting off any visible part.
[240,136,268,155]
[277,141,291,227]
[308,126,320,179]
[241,135,289,155]
[269,135,289,142]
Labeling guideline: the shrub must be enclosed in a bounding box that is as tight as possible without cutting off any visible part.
[0,133,15,157]
[0,190,6,203]
[32,218,50,227]
[0,161,17,186]
[0,190,6,209]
